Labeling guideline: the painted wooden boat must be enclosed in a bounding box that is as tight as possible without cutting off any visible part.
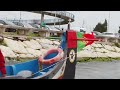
[0,30,98,79]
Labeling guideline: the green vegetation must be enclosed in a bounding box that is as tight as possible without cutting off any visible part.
[26,33,40,40]
[26,36,32,41]
[114,42,120,48]
[3,32,18,36]
[16,58,37,62]
[77,57,120,63]
[0,41,7,46]
[27,33,40,37]
[47,37,61,40]
[93,19,107,33]
[118,26,120,33]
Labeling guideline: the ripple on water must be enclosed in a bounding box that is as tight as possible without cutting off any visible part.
[75,60,120,79]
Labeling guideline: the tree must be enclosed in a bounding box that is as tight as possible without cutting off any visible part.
[103,19,107,31]
[118,26,120,33]
[93,19,107,33]
[93,23,102,33]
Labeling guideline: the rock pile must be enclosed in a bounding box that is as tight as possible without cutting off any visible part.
[77,43,120,58]
[1,37,120,62]
[0,38,60,61]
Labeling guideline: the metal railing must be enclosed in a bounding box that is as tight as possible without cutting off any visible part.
[44,19,64,24]
[8,19,64,25]
[44,11,74,20]
[8,11,75,25]
[29,11,75,25]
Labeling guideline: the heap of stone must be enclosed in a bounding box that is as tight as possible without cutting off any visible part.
[0,38,60,61]
[1,37,120,61]
[77,43,120,58]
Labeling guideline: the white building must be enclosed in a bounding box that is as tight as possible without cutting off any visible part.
[71,26,86,33]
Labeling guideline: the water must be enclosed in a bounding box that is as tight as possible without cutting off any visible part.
[75,60,120,79]
[5,60,120,79]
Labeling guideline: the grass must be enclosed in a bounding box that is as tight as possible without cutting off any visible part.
[47,37,61,40]
[0,41,7,46]
[16,58,37,62]
[26,33,40,40]
[6,56,120,65]
[77,57,120,63]
[3,32,18,36]
[27,33,40,37]
[114,42,120,48]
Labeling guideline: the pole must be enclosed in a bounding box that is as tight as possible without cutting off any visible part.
[68,19,71,30]
[108,11,110,32]
[40,11,45,29]
[20,11,21,22]
[54,11,56,27]
[82,19,84,28]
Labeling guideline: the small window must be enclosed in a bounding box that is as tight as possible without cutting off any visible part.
[13,22,24,27]
[29,23,39,28]
[0,20,7,25]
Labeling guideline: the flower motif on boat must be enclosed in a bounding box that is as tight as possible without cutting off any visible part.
[69,49,75,63]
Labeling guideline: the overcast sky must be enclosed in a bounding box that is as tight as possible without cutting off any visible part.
[0,11,119,33]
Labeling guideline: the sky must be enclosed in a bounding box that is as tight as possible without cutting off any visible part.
[0,11,119,33]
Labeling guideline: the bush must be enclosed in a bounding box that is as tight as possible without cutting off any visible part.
[77,57,120,63]
[114,42,120,48]
[0,41,7,46]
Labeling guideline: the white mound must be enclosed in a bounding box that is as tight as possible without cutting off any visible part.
[26,48,42,57]
[39,39,53,45]
[53,41,60,45]
[0,45,17,58]
[104,45,115,51]
[4,38,28,54]
[77,50,93,57]
[30,39,42,49]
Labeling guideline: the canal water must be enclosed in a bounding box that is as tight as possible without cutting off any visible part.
[75,60,120,79]
[5,60,120,79]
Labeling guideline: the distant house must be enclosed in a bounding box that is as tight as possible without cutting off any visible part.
[80,28,86,34]
[71,27,86,33]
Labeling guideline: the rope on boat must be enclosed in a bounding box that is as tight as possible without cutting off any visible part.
[29,51,78,77]
[31,57,68,77]
[32,52,79,77]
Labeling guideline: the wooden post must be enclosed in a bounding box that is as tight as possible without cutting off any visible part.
[67,19,71,30]
[40,12,45,29]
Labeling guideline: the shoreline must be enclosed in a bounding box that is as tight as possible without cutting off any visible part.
[5,57,120,66]
[77,57,120,63]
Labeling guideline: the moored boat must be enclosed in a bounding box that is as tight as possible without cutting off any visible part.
[0,30,98,79]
